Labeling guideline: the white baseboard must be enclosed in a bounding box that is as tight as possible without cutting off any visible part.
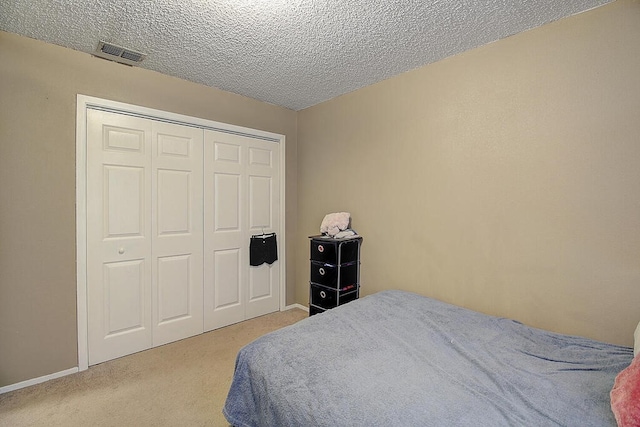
[0,367,79,394]
[284,303,309,312]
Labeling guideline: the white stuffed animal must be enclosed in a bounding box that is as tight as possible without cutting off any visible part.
[320,212,351,237]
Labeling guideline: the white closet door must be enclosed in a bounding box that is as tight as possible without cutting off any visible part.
[203,130,280,331]
[151,122,204,346]
[87,111,204,364]
[84,100,282,365]
[245,136,281,319]
[87,110,153,365]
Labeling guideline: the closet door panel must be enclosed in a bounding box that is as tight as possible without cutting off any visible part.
[103,260,146,333]
[204,131,280,330]
[157,255,192,321]
[87,109,153,366]
[215,173,241,230]
[214,249,242,307]
[157,170,191,233]
[245,138,280,318]
[105,166,145,237]
[152,122,204,346]
[248,175,272,229]
[204,132,246,330]
[249,266,273,300]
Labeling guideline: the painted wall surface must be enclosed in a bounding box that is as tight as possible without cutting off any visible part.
[297,0,640,346]
[0,31,297,387]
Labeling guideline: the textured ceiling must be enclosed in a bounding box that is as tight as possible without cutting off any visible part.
[0,0,612,111]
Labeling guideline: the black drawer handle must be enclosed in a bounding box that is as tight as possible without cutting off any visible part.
[318,267,325,276]
[320,290,326,299]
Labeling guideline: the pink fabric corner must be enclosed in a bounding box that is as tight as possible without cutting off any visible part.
[611,355,640,427]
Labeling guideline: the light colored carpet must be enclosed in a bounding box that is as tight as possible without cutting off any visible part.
[0,308,308,427]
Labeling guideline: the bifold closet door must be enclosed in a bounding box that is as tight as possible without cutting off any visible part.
[87,109,203,365]
[203,130,280,331]
[87,110,153,365]
[151,121,204,347]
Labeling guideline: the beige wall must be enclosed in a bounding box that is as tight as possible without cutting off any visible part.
[297,0,640,346]
[0,31,297,387]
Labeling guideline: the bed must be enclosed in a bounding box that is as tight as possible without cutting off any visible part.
[223,290,635,427]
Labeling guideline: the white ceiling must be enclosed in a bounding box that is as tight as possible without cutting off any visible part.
[0,0,612,111]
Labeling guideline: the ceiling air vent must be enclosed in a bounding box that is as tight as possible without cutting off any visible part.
[94,41,147,66]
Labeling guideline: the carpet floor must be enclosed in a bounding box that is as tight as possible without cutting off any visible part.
[0,308,308,427]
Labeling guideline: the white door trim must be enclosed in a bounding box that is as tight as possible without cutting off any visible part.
[76,94,286,371]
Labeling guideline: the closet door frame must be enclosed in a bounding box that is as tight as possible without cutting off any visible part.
[76,94,286,371]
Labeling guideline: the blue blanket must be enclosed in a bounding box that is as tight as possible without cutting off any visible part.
[224,290,633,426]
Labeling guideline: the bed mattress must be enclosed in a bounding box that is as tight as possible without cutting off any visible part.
[224,290,633,426]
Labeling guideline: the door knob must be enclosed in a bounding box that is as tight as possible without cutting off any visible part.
[118,247,125,254]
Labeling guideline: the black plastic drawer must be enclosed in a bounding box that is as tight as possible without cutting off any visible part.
[310,261,358,289]
[310,238,360,264]
[309,304,327,316]
[310,284,358,309]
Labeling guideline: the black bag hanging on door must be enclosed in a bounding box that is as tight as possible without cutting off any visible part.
[250,233,278,266]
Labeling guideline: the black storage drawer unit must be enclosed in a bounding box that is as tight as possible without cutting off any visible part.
[308,235,362,316]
